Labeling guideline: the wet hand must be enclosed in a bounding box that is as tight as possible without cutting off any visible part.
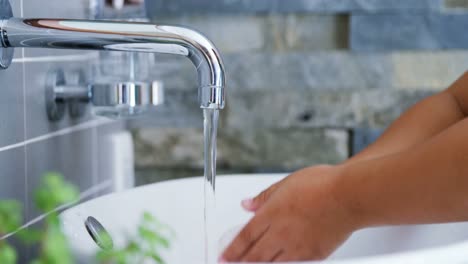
[220,165,358,262]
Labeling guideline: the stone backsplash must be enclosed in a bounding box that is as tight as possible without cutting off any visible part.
[132,0,468,183]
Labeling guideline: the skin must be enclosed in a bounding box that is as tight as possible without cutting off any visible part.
[221,71,468,262]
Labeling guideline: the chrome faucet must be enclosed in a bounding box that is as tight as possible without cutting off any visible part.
[0,0,225,110]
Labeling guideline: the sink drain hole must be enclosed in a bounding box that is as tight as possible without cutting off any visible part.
[85,216,114,250]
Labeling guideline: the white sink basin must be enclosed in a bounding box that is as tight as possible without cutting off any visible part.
[60,174,468,263]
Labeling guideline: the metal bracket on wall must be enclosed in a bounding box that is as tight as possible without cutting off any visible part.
[45,69,165,121]
[0,0,13,69]
[45,69,68,121]
[91,0,147,20]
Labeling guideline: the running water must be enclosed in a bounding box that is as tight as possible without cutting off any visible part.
[203,108,219,264]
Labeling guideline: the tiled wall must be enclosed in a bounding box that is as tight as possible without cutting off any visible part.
[0,0,126,260]
[133,0,468,182]
[145,0,443,14]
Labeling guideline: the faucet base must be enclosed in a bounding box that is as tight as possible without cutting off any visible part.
[0,0,13,69]
[45,69,67,122]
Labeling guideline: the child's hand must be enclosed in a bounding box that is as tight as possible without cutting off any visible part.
[220,165,359,262]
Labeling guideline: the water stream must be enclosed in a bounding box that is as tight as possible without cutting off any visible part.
[203,108,219,264]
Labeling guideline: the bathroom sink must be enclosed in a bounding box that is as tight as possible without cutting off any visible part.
[60,174,468,263]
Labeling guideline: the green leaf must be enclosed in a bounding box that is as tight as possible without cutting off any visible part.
[41,226,74,264]
[35,173,79,213]
[95,212,172,264]
[0,200,23,234]
[30,173,80,264]
[16,228,42,244]
[0,243,17,264]
[125,241,140,253]
[143,212,156,223]
[146,251,164,264]
[138,226,159,243]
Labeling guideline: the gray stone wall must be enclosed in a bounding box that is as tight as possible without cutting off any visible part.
[132,0,468,183]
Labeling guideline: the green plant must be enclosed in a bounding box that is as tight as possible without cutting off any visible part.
[0,172,173,264]
[0,200,23,264]
[34,173,80,213]
[25,172,80,264]
[96,212,174,264]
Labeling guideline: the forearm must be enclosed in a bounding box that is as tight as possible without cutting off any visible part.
[337,117,468,228]
[346,72,468,164]
[346,91,464,164]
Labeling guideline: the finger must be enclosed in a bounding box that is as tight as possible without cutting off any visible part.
[273,252,290,263]
[273,249,328,262]
[221,217,270,262]
[240,232,281,263]
[271,250,285,262]
[242,180,283,212]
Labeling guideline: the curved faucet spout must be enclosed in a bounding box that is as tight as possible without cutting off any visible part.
[0,18,226,109]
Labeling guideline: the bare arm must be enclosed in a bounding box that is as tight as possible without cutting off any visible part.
[233,72,468,213]
[222,118,468,262]
[339,115,468,227]
[347,71,468,163]
[221,72,468,262]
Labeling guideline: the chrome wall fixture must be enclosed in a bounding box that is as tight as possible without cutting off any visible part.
[0,0,13,69]
[46,69,164,120]
[0,0,225,110]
